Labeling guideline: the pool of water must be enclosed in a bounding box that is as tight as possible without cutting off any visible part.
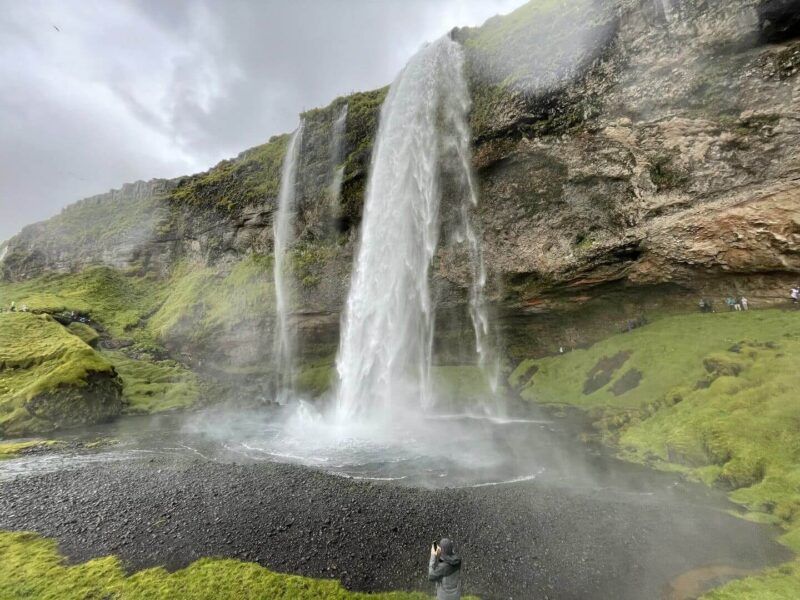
[0,403,725,503]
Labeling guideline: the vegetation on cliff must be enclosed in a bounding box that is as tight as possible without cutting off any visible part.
[170,136,290,211]
[0,530,471,600]
[147,255,274,360]
[0,312,122,437]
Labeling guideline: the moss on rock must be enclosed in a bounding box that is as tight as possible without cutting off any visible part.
[0,312,122,437]
[0,267,164,337]
[107,351,203,415]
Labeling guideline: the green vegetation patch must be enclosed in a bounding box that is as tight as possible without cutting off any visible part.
[147,255,274,348]
[0,312,121,437]
[170,135,290,210]
[66,322,100,346]
[512,310,800,410]
[0,530,472,600]
[0,440,59,459]
[700,560,800,600]
[107,351,202,414]
[0,267,164,337]
[513,309,800,596]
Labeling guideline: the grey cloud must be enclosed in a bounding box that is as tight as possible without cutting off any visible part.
[0,0,525,242]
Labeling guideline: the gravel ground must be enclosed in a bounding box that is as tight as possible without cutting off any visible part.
[0,458,790,600]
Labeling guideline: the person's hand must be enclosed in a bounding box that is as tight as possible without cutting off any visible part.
[430,543,437,557]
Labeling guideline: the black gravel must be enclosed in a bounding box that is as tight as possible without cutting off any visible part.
[0,459,790,600]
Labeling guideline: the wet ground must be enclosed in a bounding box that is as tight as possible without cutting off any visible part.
[0,406,792,599]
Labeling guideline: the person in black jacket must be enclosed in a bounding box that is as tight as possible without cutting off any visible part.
[428,537,462,600]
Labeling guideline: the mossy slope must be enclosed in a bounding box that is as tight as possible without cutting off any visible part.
[0,267,164,337]
[512,309,800,596]
[0,313,122,437]
[147,256,275,366]
[0,530,474,600]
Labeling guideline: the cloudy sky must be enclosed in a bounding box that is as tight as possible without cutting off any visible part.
[0,0,525,242]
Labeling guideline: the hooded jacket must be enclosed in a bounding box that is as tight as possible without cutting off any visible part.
[428,538,462,600]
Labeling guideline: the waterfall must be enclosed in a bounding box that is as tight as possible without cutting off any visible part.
[329,104,348,216]
[272,123,304,396]
[335,37,491,421]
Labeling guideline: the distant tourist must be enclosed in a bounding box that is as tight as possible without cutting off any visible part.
[791,287,799,305]
[725,297,736,311]
[698,299,714,313]
[429,538,462,600]
[734,299,742,311]
[741,297,749,311]
[9,300,15,312]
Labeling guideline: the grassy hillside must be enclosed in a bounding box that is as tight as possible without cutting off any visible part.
[0,267,164,337]
[0,531,473,600]
[0,312,122,437]
[512,308,800,597]
[0,267,211,433]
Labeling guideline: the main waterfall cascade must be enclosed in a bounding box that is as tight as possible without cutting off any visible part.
[272,123,304,399]
[333,37,495,422]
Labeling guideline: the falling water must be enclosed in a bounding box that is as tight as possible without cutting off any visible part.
[335,37,492,421]
[328,104,348,216]
[272,123,304,396]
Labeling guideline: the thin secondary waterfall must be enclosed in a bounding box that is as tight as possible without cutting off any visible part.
[272,123,304,396]
[335,37,491,420]
[329,104,348,214]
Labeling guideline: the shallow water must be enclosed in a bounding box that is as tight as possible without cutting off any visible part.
[0,404,732,501]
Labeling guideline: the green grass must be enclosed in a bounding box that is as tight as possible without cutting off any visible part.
[0,312,121,437]
[700,560,800,599]
[511,310,800,410]
[106,351,203,414]
[0,267,164,337]
[0,440,58,458]
[512,308,800,596]
[0,531,472,600]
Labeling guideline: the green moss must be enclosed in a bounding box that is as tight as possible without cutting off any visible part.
[289,243,336,287]
[432,366,496,403]
[66,322,100,346]
[295,362,335,398]
[0,530,476,600]
[0,312,121,437]
[148,255,274,347]
[700,560,800,599]
[106,352,202,414]
[0,267,164,337]
[0,440,58,458]
[514,310,800,410]
[170,136,290,210]
[516,309,800,595]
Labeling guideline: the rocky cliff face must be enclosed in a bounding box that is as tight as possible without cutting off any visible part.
[2,0,798,364]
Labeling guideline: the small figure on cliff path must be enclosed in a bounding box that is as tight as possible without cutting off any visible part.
[791,287,799,305]
[429,538,462,600]
[741,297,749,311]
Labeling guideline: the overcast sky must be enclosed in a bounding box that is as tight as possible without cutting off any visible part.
[0,0,525,242]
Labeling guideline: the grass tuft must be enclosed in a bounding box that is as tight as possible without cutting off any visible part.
[0,530,475,599]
